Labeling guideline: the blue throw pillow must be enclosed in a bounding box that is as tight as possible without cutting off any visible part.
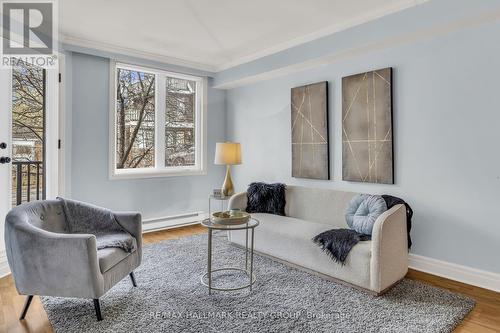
[345,194,387,235]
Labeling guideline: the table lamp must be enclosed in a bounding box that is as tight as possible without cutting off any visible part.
[214,142,241,197]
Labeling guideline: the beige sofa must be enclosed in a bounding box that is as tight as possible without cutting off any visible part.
[227,185,408,294]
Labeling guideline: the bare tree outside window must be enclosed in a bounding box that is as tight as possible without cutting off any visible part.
[12,63,44,160]
[165,77,196,167]
[11,62,45,206]
[116,69,155,169]
[112,63,204,178]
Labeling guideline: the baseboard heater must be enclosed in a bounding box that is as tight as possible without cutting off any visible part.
[0,250,9,278]
[142,211,207,233]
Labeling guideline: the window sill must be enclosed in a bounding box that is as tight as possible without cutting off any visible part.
[109,167,207,180]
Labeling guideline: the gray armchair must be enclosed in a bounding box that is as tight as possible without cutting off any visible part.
[4,199,142,321]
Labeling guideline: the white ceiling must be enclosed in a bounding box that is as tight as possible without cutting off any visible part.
[60,0,424,72]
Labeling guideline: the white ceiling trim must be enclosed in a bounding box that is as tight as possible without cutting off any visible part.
[60,0,428,74]
[61,35,218,73]
[213,7,500,89]
[216,0,428,71]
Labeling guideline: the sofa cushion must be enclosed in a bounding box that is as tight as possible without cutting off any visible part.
[229,213,373,289]
[98,248,133,273]
[345,194,387,235]
[284,186,357,227]
[246,182,286,216]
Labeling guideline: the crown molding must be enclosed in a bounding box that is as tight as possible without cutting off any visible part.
[215,0,428,71]
[61,35,218,73]
[213,7,500,89]
[59,1,427,74]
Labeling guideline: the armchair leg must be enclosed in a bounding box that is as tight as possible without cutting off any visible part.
[129,271,137,287]
[19,295,34,320]
[93,299,103,321]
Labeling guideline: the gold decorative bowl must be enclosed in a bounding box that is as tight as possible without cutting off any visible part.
[211,211,250,225]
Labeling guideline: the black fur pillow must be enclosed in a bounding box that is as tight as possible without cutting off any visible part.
[246,182,286,216]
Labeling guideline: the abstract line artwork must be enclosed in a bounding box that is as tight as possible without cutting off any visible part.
[291,81,329,180]
[342,68,393,184]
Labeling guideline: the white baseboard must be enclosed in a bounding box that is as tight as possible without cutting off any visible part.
[0,250,9,278]
[142,211,208,233]
[409,254,500,292]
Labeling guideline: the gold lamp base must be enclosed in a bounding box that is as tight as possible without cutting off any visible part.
[221,165,234,197]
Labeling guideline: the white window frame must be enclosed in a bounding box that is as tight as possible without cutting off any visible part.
[109,60,207,179]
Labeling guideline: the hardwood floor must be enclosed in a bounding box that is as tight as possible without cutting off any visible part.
[1,224,498,332]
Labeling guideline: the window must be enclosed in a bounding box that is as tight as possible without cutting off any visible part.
[166,77,196,167]
[115,68,155,169]
[110,62,206,179]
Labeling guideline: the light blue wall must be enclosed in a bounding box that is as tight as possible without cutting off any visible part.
[225,5,500,273]
[66,52,225,220]
[62,0,500,274]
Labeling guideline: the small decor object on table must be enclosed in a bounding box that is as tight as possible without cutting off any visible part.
[211,210,250,225]
[208,193,232,217]
[201,217,259,294]
[212,188,223,198]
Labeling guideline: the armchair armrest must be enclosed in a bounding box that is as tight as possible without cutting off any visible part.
[228,192,247,211]
[114,211,142,262]
[114,212,141,239]
[5,219,104,298]
[369,204,408,293]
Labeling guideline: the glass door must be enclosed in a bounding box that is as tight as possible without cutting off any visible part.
[11,62,47,206]
[0,68,11,258]
[0,61,58,257]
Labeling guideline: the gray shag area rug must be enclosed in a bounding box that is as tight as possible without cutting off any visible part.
[41,234,474,332]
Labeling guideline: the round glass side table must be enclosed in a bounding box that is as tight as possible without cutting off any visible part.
[200,218,259,294]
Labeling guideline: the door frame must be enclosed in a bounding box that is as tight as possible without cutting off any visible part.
[45,64,60,200]
[0,57,63,277]
[1,62,60,206]
[0,67,13,259]
[57,53,67,197]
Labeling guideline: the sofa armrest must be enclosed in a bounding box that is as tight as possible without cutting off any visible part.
[5,219,104,298]
[114,211,142,262]
[369,204,408,293]
[228,192,248,211]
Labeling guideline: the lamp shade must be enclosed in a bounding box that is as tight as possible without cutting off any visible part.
[214,142,241,165]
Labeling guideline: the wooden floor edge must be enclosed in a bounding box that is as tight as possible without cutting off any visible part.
[406,268,500,297]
